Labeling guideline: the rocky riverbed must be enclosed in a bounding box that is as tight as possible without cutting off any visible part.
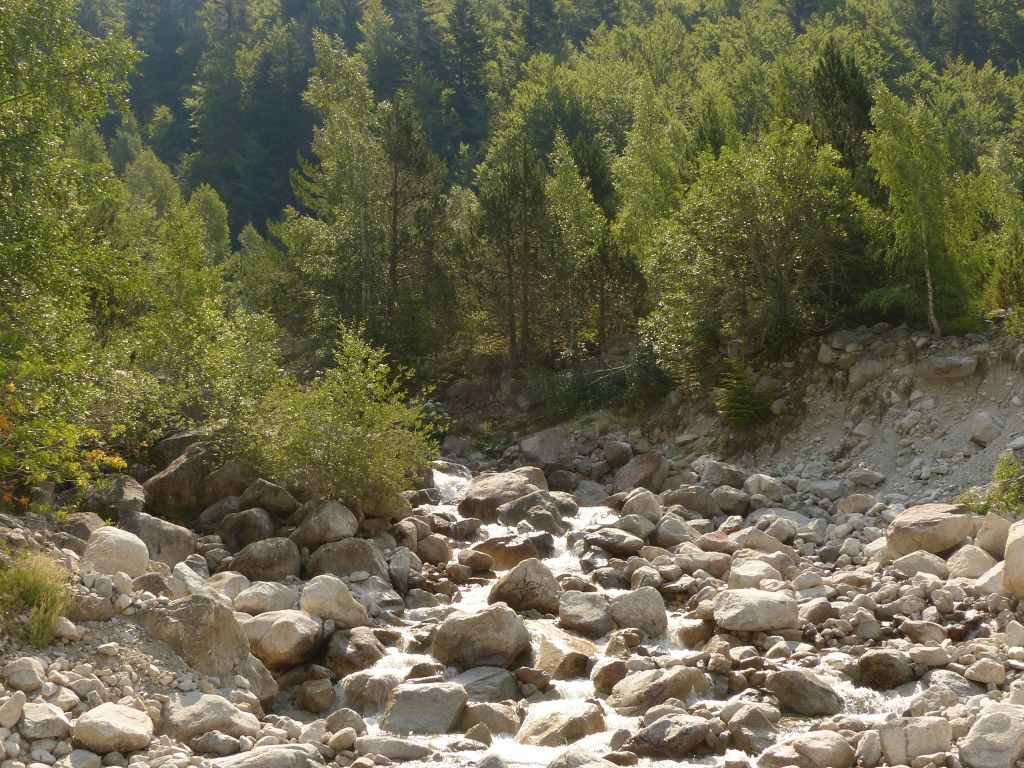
[4,429,1024,768]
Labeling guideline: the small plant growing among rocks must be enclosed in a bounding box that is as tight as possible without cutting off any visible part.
[0,550,70,648]
[958,453,1024,517]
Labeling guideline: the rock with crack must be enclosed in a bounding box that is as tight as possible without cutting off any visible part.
[432,603,531,670]
[515,701,605,747]
[380,682,468,734]
[488,558,562,614]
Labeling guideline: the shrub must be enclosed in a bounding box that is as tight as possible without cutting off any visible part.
[958,453,1024,517]
[713,360,780,428]
[0,552,70,648]
[246,328,435,509]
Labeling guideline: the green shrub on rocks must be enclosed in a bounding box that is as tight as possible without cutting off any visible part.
[245,328,435,508]
[0,551,70,648]
[958,454,1024,517]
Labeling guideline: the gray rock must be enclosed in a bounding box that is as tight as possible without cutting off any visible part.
[306,538,389,581]
[712,589,799,632]
[558,591,613,638]
[609,586,667,637]
[241,609,323,669]
[230,537,301,581]
[290,500,358,550]
[623,713,709,759]
[238,478,299,519]
[381,682,468,734]
[885,503,973,557]
[83,526,149,578]
[432,603,531,670]
[767,669,842,716]
[73,703,154,753]
[516,701,604,747]
[488,558,561,614]
[162,692,260,742]
[959,703,1024,768]
[211,744,326,767]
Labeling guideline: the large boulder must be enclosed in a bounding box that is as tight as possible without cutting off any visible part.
[290,501,358,550]
[432,603,531,670]
[959,703,1024,768]
[299,575,368,627]
[558,592,613,638]
[199,460,258,508]
[82,474,145,521]
[83,526,149,578]
[473,532,555,570]
[759,729,854,768]
[120,511,196,568]
[139,595,277,702]
[520,426,573,467]
[919,354,978,379]
[609,586,667,637]
[622,714,709,759]
[306,538,389,581]
[211,744,325,768]
[238,479,299,519]
[380,682,467,734]
[614,453,669,493]
[459,472,539,521]
[218,508,276,552]
[143,441,220,519]
[324,627,387,677]
[73,703,154,753]
[241,610,323,670]
[767,669,842,716]
[1001,521,1024,596]
[162,692,260,741]
[528,622,596,680]
[886,503,973,557]
[488,558,561,614]
[516,701,604,747]
[606,667,709,716]
[233,582,298,615]
[712,589,799,632]
[879,716,952,766]
[230,538,301,581]
[859,649,920,690]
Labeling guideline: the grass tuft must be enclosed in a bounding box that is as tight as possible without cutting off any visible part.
[0,552,71,648]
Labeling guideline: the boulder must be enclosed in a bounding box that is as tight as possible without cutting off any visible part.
[324,627,387,677]
[516,701,604,747]
[290,500,358,550]
[242,610,323,670]
[381,682,467,734]
[614,453,669,493]
[977,513,1011,559]
[299,574,368,627]
[919,354,977,379]
[520,426,573,467]
[712,589,799,632]
[199,459,258,508]
[759,729,854,768]
[83,526,149,578]
[238,479,299,519]
[606,667,709,716]
[859,649,919,689]
[609,586,667,637]
[73,703,154,753]
[83,474,145,521]
[959,703,1024,768]
[454,667,521,703]
[459,472,539,521]
[162,693,260,742]
[528,622,596,680]
[353,736,429,761]
[19,701,71,740]
[767,669,842,716]
[623,714,709,759]
[217,508,276,552]
[211,744,325,768]
[1001,520,1024,596]
[2,657,45,692]
[877,716,950,765]
[120,511,196,567]
[886,503,973,557]
[306,538,389,582]
[971,412,1003,446]
[139,595,277,702]
[948,544,998,579]
[432,603,531,670]
[234,582,298,615]
[488,558,561,614]
[143,441,220,518]
[472,532,554,570]
[558,592,613,638]
[230,538,301,581]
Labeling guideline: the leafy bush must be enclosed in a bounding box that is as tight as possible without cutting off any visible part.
[958,454,1024,517]
[0,552,70,648]
[713,360,780,428]
[245,328,435,509]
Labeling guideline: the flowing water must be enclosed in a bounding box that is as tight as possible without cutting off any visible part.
[341,466,909,767]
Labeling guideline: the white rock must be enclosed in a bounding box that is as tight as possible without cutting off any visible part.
[83,527,149,578]
[712,589,798,632]
[73,703,153,753]
[299,575,368,628]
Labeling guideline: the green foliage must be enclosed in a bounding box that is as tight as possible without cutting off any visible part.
[245,328,436,508]
[713,361,781,428]
[0,552,71,648]
[958,453,1024,517]
[645,123,858,382]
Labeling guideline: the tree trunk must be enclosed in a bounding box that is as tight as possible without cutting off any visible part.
[921,221,942,338]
